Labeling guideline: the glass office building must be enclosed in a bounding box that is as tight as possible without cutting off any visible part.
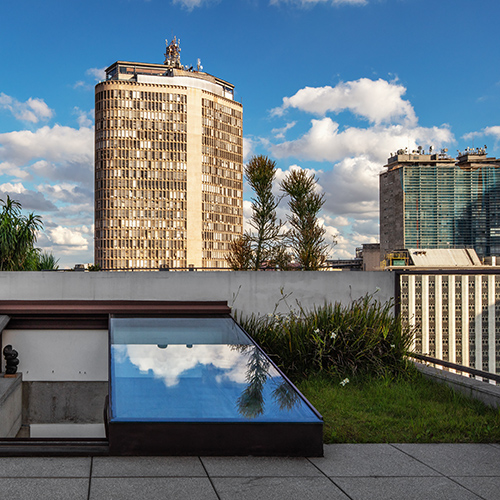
[380,148,500,259]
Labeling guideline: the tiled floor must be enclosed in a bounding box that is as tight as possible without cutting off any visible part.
[0,444,499,499]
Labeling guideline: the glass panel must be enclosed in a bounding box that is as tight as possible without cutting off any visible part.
[109,317,321,423]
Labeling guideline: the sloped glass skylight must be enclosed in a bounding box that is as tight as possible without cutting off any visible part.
[108,315,323,455]
[109,317,321,424]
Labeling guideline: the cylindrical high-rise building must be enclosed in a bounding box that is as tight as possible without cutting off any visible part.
[94,38,243,270]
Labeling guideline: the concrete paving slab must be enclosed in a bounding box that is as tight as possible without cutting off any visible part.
[393,444,500,476]
[452,476,500,500]
[201,456,322,477]
[92,456,206,477]
[0,478,89,500]
[212,477,350,500]
[309,444,439,477]
[0,457,91,477]
[332,476,481,500]
[89,477,218,500]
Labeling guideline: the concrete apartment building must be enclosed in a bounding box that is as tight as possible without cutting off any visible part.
[94,38,243,270]
[380,147,500,261]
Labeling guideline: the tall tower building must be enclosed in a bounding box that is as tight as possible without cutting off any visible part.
[94,38,243,270]
[380,147,500,260]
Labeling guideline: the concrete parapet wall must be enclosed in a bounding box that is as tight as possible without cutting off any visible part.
[0,271,394,318]
[22,381,108,424]
[0,374,22,437]
[415,362,500,409]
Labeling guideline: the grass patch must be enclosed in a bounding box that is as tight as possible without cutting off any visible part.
[241,296,500,443]
[297,370,500,443]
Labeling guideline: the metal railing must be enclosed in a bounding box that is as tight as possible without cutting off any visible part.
[409,353,500,384]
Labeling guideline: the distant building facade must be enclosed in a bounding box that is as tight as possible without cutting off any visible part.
[380,148,500,260]
[94,38,243,270]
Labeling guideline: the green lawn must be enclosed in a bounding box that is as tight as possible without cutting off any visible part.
[297,370,500,443]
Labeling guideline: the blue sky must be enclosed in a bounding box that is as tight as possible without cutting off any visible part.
[1,0,499,267]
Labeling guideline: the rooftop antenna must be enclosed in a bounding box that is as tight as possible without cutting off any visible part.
[164,36,182,69]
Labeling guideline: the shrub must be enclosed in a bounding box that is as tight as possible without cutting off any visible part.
[239,295,413,380]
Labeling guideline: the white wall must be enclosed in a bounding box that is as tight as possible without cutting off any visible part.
[1,330,108,382]
[0,271,394,318]
[0,271,394,381]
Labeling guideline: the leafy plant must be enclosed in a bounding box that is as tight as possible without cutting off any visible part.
[36,251,59,270]
[0,196,43,271]
[239,295,413,379]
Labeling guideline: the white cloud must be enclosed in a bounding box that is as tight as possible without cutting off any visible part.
[272,121,296,139]
[272,79,416,126]
[0,124,94,184]
[0,161,29,180]
[47,226,88,249]
[463,126,500,144]
[85,67,106,82]
[0,182,25,194]
[0,182,59,212]
[0,93,54,123]
[37,182,92,205]
[331,215,350,227]
[243,137,256,162]
[263,79,457,258]
[0,124,92,164]
[172,0,212,9]
[73,107,93,128]
[270,117,453,164]
[319,155,381,219]
[124,344,247,388]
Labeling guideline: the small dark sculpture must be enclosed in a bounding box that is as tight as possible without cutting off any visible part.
[3,345,19,375]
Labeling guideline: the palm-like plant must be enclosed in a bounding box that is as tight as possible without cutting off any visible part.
[0,196,43,271]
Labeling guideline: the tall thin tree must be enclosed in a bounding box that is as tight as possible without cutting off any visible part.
[243,155,283,270]
[280,169,331,270]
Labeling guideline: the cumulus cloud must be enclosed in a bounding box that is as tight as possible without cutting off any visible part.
[271,121,296,139]
[0,124,94,184]
[37,183,93,205]
[0,161,30,180]
[262,77,459,258]
[0,124,92,164]
[124,344,247,388]
[46,226,89,250]
[315,155,382,219]
[73,107,93,128]
[243,137,256,162]
[463,126,500,144]
[272,79,416,126]
[85,67,106,82]
[0,182,58,212]
[271,118,453,165]
[0,93,54,123]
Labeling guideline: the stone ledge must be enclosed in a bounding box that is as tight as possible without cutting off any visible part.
[0,373,22,437]
[414,362,500,409]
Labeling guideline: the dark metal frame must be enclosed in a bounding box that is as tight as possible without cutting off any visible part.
[0,300,231,329]
[106,314,323,457]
